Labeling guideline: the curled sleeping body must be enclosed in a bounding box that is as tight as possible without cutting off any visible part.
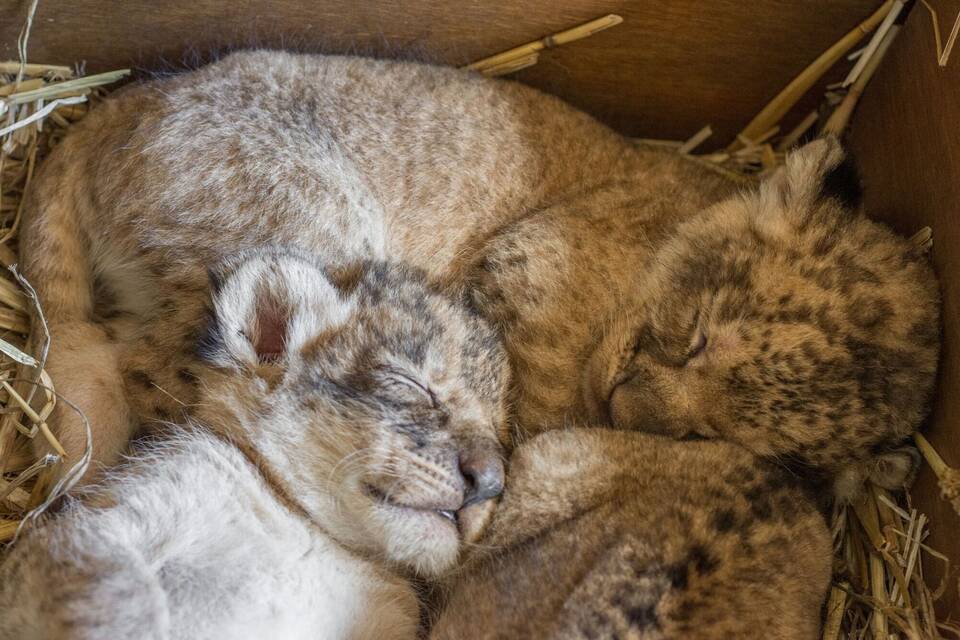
[0,248,510,640]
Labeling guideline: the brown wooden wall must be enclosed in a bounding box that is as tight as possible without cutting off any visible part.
[1,0,879,146]
[849,0,960,618]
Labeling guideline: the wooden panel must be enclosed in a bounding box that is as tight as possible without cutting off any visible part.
[1,0,878,145]
[849,1,960,617]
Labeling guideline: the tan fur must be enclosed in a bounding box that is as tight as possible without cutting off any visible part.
[430,429,832,639]
[0,248,510,639]
[19,50,664,477]
[23,53,936,488]
[472,138,940,492]
[18,52,940,638]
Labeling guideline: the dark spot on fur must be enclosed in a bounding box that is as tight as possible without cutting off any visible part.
[812,231,840,256]
[129,370,154,389]
[207,267,225,294]
[910,317,940,349]
[689,545,719,575]
[666,564,689,590]
[711,508,737,533]
[196,317,225,363]
[625,605,659,630]
[846,296,893,330]
[326,262,366,296]
[669,598,702,622]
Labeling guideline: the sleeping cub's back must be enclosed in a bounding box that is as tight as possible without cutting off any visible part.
[431,429,831,640]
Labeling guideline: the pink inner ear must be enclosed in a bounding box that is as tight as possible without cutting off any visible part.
[254,304,288,362]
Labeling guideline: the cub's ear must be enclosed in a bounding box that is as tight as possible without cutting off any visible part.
[783,135,862,208]
[833,445,922,502]
[869,445,921,491]
[198,250,351,370]
[753,136,862,241]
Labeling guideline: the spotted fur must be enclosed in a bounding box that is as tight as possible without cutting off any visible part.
[431,429,832,639]
[0,248,510,639]
[19,50,650,478]
[472,138,940,495]
[16,51,939,636]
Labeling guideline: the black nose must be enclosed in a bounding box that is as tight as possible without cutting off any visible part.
[459,448,505,506]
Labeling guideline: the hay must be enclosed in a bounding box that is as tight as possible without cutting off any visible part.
[0,3,955,638]
[919,0,960,67]
[915,433,960,520]
[726,0,895,153]
[0,52,128,541]
[464,14,622,77]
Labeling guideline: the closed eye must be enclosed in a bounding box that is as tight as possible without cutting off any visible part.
[386,370,438,408]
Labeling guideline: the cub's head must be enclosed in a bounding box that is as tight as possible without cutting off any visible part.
[584,138,940,496]
[194,248,509,576]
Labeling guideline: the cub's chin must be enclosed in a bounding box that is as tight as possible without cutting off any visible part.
[363,497,499,577]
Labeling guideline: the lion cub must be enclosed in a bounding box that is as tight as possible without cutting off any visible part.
[472,138,940,496]
[431,429,831,640]
[0,249,509,640]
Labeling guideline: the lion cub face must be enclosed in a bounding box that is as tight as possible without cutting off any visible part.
[584,138,940,492]
[194,249,509,576]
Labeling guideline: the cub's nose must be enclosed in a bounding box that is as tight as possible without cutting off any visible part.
[459,448,505,506]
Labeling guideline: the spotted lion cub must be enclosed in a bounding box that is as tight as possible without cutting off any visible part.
[472,137,940,495]
[0,249,509,640]
[431,429,831,640]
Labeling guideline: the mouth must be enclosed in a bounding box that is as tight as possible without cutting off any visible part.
[364,484,460,530]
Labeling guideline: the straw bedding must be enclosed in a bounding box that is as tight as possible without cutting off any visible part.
[1,3,959,638]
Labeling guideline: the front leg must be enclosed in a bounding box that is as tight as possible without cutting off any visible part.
[38,321,135,485]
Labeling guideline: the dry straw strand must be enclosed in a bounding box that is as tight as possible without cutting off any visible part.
[776,110,819,151]
[915,432,960,517]
[678,125,713,155]
[842,0,905,87]
[478,53,540,78]
[823,22,901,136]
[920,0,960,67]
[465,14,622,75]
[14,0,40,85]
[911,226,935,254]
[728,0,895,151]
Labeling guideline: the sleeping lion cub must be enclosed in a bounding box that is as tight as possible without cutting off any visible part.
[0,249,509,640]
[430,429,832,640]
[471,137,940,497]
[22,51,935,497]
